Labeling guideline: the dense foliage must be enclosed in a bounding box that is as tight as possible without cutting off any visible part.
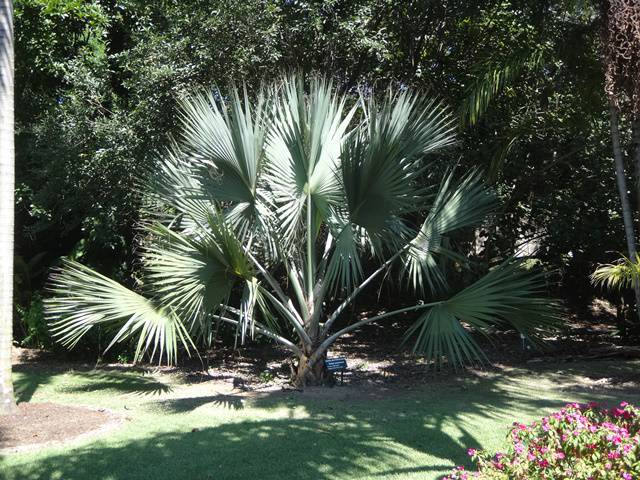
[12,0,635,352]
[444,402,640,479]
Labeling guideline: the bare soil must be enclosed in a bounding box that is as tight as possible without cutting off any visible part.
[0,402,121,453]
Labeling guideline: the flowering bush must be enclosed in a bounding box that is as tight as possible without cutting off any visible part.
[444,402,640,479]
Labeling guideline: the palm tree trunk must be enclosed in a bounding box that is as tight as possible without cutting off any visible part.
[609,103,640,322]
[293,350,328,387]
[0,0,15,414]
[633,117,640,227]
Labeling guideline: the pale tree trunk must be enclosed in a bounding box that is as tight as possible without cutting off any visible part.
[0,0,15,414]
[609,103,640,322]
[633,117,640,227]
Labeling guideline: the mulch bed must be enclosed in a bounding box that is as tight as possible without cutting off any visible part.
[0,402,121,453]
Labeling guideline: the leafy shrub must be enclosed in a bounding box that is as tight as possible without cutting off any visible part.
[15,293,51,349]
[444,402,640,479]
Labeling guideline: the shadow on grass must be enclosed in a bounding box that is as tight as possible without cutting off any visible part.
[5,371,568,480]
[3,407,471,480]
[13,367,172,403]
[8,360,640,480]
[158,394,246,412]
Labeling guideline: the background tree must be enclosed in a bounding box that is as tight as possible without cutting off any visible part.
[595,0,640,321]
[11,0,637,357]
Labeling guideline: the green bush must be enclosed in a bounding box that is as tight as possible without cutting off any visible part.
[16,293,51,349]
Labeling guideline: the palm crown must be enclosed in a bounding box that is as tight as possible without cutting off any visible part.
[46,75,558,385]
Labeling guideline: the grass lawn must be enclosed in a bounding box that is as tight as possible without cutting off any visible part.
[1,360,639,480]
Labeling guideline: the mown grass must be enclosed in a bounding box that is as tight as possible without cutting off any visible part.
[2,360,639,480]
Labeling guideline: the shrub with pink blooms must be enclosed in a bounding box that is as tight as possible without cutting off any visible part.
[443,402,640,479]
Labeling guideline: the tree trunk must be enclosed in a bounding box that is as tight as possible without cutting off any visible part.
[633,117,640,227]
[0,0,15,414]
[292,351,328,388]
[610,103,640,322]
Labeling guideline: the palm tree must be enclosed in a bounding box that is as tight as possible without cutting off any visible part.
[0,0,16,414]
[46,77,558,386]
[602,0,640,322]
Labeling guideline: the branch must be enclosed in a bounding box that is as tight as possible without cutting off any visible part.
[312,302,439,364]
[258,286,312,345]
[213,315,302,357]
[322,245,410,335]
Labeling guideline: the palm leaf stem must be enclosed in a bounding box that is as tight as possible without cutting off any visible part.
[245,249,300,321]
[313,301,440,364]
[322,243,411,335]
[213,315,302,356]
[256,286,312,344]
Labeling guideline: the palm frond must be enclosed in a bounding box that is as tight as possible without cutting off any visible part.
[343,91,455,230]
[462,46,546,126]
[403,170,497,293]
[264,75,356,244]
[591,255,640,291]
[176,86,268,235]
[143,222,241,342]
[405,260,560,368]
[46,260,193,364]
[324,90,456,292]
[144,145,213,231]
[324,222,364,293]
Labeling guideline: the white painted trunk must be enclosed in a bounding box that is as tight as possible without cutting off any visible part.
[0,0,15,414]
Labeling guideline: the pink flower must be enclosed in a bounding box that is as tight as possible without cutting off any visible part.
[467,448,477,457]
[622,473,632,480]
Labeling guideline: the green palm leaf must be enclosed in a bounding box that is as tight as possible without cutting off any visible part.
[591,254,640,291]
[145,145,213,231]
[46,260,193,364]
[143,222,240,342]
[325,91,455,293]
[406,260,560,368]
[176,86,267,235]
[264,76,356,244]
[403,170,497,293]
[343,91,455,234]
[462,46,546,126]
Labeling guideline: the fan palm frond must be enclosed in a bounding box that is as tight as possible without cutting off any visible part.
[177,86,268,235]
[403,170,497,293]
[406,260,560,368]
[46,261,193,364]
[264,76,356,244]
[143,221,244,341]
[343,91,455,233]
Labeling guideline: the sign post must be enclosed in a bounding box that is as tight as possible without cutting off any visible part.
[324,357,347,384]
